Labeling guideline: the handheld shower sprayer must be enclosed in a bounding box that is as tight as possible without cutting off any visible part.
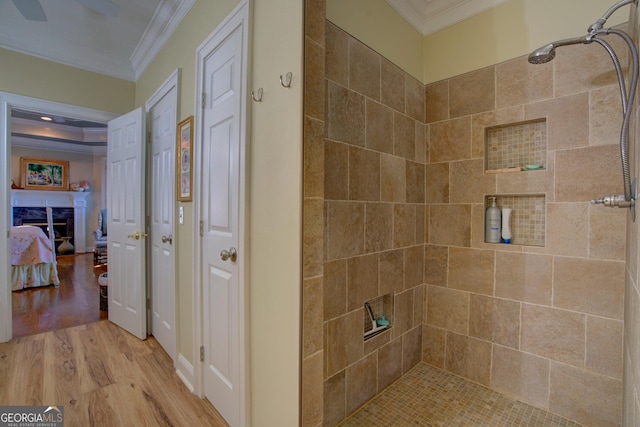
[528,0,639,220]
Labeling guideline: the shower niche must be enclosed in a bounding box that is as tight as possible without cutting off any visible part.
[363,294,393,340]
[485,194,546,247]
[484,118,547,173]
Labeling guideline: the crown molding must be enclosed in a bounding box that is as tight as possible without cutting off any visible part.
[12,135,107,155]
[386,0,509,36]
[131,0,196,80]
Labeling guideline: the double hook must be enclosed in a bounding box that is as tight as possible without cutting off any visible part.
[251,72,293,103]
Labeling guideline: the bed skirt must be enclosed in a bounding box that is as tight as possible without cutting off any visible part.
[11,262,60,291]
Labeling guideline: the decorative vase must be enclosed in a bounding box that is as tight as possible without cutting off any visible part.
[58,237,74,255]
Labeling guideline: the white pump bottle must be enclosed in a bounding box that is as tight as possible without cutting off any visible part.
[485,197,501,243]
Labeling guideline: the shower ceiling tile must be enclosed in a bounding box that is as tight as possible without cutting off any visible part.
[386,0,509,36]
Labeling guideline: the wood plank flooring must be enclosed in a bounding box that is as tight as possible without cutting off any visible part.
[12,254,107,338]
[0,320,228,427]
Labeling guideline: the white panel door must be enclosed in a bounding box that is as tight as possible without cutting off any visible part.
[149,88,176,360]
[107,107,147,340]
[201,20,245,427]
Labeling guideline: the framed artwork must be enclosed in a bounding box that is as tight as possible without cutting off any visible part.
[177,115,194,201]
[20,158,69,191]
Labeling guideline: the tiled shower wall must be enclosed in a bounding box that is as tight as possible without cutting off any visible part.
[321,22,427,425]
[424,33,627,427]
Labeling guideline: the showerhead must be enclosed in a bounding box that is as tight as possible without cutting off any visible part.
[527,35,592,65]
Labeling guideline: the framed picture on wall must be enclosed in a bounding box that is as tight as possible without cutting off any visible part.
[20,157,69,191]
[177,115,193,202]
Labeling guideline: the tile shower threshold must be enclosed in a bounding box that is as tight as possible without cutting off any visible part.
[339,363,585,427]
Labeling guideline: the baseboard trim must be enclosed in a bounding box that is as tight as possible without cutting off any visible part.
[175,353,195,393]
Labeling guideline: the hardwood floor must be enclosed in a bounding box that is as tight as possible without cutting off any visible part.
[12,253,107,338]
[0,320,228,426]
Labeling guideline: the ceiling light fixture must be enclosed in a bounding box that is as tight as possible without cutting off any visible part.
[40,116,53,121]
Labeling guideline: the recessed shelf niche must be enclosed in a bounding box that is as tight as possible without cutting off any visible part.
[485,119,547,172]
[485,194,546,247]
[363,294,393,340]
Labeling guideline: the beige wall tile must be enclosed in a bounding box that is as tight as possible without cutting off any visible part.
[496,56,553,108]
[346,353,378,415]
[304,0,324,45]
[445,332,491,386]
[324,140,348,201]
[349,146,380,201]
[469,294,520,348]
[545,202,589,257]
[392,289,413,338]
[304,116,324,199]
[405,76,425,122]
[553,256,624,319]
[427,285,469,334]
[377,338,403,392]
[363,327,391,356]
[521,304,585,366]
[549,362,622,427]
[590,85,623,146]
[379,249,403,296]
[415,122,427,164]
[589,205,626,260]
[495,252,553,305]
[349,38,381,101]
[430,116,472,163]
[323,371,345,426]
[305,38,325,121]
[394,112,416,161]
[303,198,324,279]
[555,144,621,202]
[491,346,550,409]
[471,106,524,160]
[425,162,449,204]
[422,324,446,368]
[366,99,394,154]
[555,35,628,97]
[425,80,449,124]
[424,244,448,287]
[324,260,347,320]
[325,201,365,260]
[449,67,495,118]
[348,254,379,312]
[525,93,588,151]
[302,351,324,427]
[328,82,365,146]
[404,245,424,290]
[448,247,494,295]
[381,58,405,113]
[365,203,393,253]
[380,154,406,203]
[303,276,324,357]
[325,23,348,86]
[394,204,416,248]
[495,157,555,199]
[586,316,623,379]
[406,161,425,203]
[449,159,496,204]
[429,204,471,247]
[413,284,425,325]
[402,326,422,373]
[416,204,426,245]
[326,309,365,376]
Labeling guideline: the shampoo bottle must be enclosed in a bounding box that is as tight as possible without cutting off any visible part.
[485,197,501,243]
[502,208,512,244]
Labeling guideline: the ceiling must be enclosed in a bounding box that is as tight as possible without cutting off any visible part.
[386,0,509,36]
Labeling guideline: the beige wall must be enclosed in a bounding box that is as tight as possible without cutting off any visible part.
[0,48,134,114]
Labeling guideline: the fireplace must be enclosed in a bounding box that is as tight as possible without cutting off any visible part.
[11,190,90,253]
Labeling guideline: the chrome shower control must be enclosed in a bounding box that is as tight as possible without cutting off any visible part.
[591,193,634,208]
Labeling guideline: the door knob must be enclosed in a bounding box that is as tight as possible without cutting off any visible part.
[220,247,237,262]
[127,231,148,240]
[162,234,173,244]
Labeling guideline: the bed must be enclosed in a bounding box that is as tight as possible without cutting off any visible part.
[10,216,60,291]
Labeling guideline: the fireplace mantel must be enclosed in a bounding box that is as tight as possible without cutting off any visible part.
[11,190,91,252]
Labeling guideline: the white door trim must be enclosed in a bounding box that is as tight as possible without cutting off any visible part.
[145,69,179,360]
[192,1,250,424]
[0,92,117,343]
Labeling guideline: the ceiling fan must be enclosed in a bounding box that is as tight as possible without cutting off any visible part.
[12,0,120,22]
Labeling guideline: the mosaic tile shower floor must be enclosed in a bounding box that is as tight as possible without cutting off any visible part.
[339,363,584,427]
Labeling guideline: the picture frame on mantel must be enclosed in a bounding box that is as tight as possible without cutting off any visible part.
[20,157,69,191]
[177,115,193,202]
